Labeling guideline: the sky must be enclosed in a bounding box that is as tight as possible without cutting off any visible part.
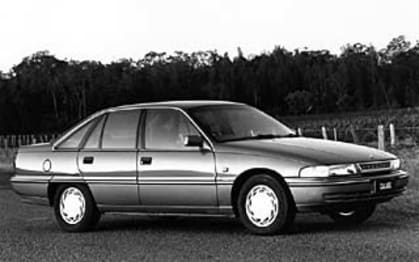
[0,0,418,72]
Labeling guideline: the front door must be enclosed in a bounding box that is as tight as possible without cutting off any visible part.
[78,110,141,206]
[138,108,217,207]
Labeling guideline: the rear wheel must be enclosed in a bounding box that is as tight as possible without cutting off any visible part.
[328,204,376,225]
[237,174,295,235]
[53,184,101,232]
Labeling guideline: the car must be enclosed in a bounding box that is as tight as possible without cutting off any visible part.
[10,100,409,235]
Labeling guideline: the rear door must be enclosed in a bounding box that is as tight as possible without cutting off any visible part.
[138,108,217,207]
[78,109,141,206]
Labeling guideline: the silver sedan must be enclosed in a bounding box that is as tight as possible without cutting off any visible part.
[10,101,409,235]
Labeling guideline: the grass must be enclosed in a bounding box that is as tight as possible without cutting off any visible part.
[387,147,419,214]
[280,106,419,129]
[280,108,419,145]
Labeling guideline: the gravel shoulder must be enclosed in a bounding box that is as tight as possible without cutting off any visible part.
[0,153,13,187]
[0,184,418,261]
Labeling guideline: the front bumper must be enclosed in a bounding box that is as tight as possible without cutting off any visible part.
[287,170,409,212]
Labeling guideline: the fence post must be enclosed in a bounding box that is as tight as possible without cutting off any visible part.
[297,128,303,136]
[350,125,359,143]
[321,126,328,139]
[333,128,338,141]
[389,123,396,147]
[378,125,385,151]
[4,137,8,156]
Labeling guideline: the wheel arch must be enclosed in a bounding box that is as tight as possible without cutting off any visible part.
[47,182,95,206]
[230,168,296,217]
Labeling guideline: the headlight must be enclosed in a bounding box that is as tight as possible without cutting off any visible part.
[390,159,401,170]
[300,166,330,177]
[300,164,358,177]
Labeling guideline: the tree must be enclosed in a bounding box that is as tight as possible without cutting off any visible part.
[1,36,419,134]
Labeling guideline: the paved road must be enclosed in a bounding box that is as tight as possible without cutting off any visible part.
[1,187,418,262]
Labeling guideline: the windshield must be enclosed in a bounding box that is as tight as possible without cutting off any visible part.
[189,105,296,142]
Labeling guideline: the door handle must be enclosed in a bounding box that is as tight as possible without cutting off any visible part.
[83,156,94,164]
[140,157,152,165]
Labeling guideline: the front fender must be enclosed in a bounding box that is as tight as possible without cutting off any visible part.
[215,152,304,207]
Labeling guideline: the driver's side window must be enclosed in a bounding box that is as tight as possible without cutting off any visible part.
[144,109,200,150]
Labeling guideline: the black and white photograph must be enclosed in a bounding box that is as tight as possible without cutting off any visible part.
[0,0,418,261]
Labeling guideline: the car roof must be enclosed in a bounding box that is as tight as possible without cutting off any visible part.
[107,100,244,112]
[54,100,245,148]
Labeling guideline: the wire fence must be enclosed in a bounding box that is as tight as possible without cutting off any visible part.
[0,124,418,155]
[0,134,59,149]
[296,125,419,148]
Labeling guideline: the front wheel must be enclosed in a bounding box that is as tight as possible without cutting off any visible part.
[237,174,295,235]
[328,204,376,225]
[53,184,101,232]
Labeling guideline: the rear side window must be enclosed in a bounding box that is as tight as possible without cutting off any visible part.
[102,110,140,149]
[58,120,96,149]
[83,115,106,149]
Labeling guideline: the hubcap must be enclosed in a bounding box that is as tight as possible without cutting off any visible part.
[245,185,279,227]
[59,187,86,225]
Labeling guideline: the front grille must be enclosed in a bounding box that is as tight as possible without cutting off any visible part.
[359,162,390,170]
[358,161,392,175]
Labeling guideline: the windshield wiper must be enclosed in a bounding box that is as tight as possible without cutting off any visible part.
[220,133,298,142]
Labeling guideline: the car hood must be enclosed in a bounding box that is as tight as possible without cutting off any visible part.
[215,137,396,165]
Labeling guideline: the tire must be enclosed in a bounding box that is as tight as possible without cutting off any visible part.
[328,204,376,225]
[53,184,101,232]
[237,174,295,235]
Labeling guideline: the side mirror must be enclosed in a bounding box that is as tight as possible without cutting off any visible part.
[184,135,204,147]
